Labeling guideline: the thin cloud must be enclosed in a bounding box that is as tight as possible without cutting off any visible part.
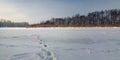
[0,4,28,21]
[0,0,120,24]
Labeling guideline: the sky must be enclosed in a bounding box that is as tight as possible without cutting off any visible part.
[0,0,120,24]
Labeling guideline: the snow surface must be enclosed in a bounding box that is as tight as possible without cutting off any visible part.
[0,27,120,60]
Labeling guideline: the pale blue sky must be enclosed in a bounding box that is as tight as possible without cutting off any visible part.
[0,0,120,24]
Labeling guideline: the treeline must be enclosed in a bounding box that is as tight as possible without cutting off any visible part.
[0,19,29,27]
[31,9,120,27]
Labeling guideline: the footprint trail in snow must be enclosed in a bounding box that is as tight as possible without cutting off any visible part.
[7,36,56,60]
[7,48,56,60]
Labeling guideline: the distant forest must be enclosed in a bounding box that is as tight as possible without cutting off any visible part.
[0,19,29,27]
[30,9,120,27]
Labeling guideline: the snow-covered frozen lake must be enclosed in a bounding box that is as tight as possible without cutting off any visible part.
[0,27,120,60]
